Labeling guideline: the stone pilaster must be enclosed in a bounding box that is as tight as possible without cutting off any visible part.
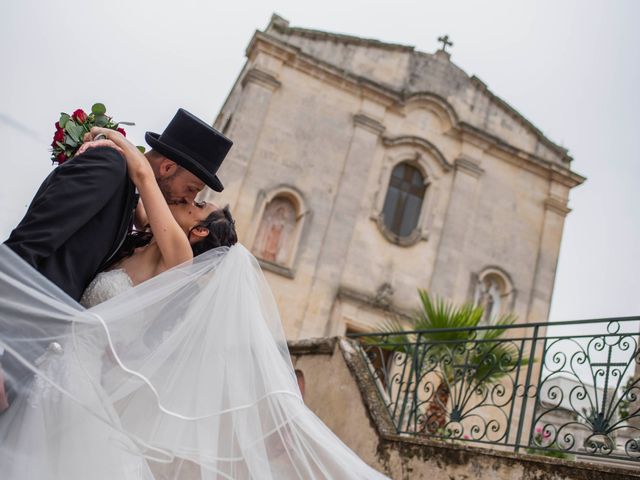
[207,66,281,215]
[428,155,484,301]
[296,113,385,338]
[525,195,571,324]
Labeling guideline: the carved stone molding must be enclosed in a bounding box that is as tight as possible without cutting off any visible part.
[241,67,282,91]
[382,135,452,172]
[403,92,458,131]
[375,213,428,247]
[353,113,386,135]
[454,156,484,178]
[336,286,411,320]
[544,197,572,216]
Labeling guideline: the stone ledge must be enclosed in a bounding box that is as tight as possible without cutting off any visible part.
[339,338,398,437]
[377,433,640,480]
[257,258,295,278]
[288,337,337,355]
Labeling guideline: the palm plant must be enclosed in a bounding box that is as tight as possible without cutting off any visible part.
[366,289,527,435]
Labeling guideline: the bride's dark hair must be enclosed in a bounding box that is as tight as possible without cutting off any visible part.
[189,205,237,256]
[106,205,237,269]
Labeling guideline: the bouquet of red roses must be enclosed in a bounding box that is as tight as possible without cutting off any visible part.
[50,103,138,165]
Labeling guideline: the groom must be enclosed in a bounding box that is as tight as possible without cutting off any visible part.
[0,108,232,411]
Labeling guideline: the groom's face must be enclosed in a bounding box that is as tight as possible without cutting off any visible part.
[157,161,206,205]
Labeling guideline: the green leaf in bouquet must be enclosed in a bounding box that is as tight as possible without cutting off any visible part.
[65,122,83,142]
[91,103,106,116]
[59,113,70,128]
[136,145,146,153]
[65,135,78,148]
[71,125,85,142]
[55,141,66,150]
[95,115,109,127]
[63,121,76,137]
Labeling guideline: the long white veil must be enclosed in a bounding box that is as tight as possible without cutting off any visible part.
[0,244,388,479]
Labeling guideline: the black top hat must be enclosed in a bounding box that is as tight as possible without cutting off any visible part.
[145,108,232,192]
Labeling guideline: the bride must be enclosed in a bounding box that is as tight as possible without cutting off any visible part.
[0,129,389,479]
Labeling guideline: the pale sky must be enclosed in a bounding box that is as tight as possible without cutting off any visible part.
[1,0,639,325]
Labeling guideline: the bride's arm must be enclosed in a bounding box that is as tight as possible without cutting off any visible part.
[85,128,193,267]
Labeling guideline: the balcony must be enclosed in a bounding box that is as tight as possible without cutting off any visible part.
[348,316,640,463]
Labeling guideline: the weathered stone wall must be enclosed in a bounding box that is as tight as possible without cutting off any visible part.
[289,338,640,480]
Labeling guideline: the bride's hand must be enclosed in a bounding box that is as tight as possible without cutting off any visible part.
[77,138,123,156]
[86,127,152,185]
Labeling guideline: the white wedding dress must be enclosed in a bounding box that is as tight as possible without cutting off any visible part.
[0,268,154,479]
[0,244,389,480]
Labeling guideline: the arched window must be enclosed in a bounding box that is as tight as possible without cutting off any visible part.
[381,163,426,238]
[472,271,513,325]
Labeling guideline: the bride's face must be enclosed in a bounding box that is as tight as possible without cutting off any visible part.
[169,201,218,238]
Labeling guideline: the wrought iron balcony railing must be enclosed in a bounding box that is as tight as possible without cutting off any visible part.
[348,316,640,461]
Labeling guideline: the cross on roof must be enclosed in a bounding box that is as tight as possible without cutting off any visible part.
[437,35,453,53]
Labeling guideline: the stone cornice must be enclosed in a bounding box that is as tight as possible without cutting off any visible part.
[455,122,585,188]
[454,156,484,178]
[382,135,452,172]
[241,67,281,91]
[470,76,572,164]
[353,113,386,135]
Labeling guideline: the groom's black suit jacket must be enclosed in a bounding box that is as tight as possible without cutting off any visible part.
[4,146,137,301]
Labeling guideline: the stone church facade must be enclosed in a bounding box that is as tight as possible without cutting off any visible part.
[205,14,585,340]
